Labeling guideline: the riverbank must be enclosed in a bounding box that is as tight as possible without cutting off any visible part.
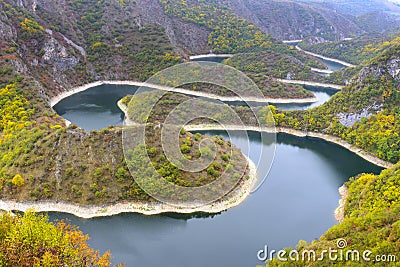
[183,124,393,169]
[189,54,234,60]
[277,79,343,90]
[49,80,319,107]
[0,154,258,218]
[296,46,355,68]
[311,68,333,74]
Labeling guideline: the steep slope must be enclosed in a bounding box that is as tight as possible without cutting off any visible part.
[0,1,399,265]
[0,0,256,207]
[1,0,334,101]
[233,0,363,41]
[355,10,400,33]
[0,0,186,98]
[227,0,400,41]
[1,0,333,100]
[299,29,400,65]
[10,0,211,55]
[304,0,400,16]
[270,42,400,163]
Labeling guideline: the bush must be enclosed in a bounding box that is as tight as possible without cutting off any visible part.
[115,167,128,182]
[180,144,191,154]
[11,174,24,187]
[207,165,220,178]
[147,147,157,157]
[221,153,230,162]
[93,167,103,178]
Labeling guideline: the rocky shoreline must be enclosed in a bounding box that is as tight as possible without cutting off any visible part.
[184,124,392,225]
[296,46,356,67]
[334,185,348,223]
[49,80,319,107]
[189,53,233,60]
[277,79,343,90]
[116,99,137,126]
[311,67,333,74]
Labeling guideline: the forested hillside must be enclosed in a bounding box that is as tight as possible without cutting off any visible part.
[299,29,400,65]
[232,0,363,41]
[0,0,183,96]
[266,36,400,267]
[302,0,400,16]
[0,0,338,100]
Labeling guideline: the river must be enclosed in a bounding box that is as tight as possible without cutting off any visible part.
[191,56,229,63]
[190,52,347,71]
[319,58,346,71]
[51,84,382,267]
[53,84,337,131]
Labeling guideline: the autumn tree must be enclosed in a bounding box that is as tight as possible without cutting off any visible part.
[0,210,123,267]
[11,174,24,187]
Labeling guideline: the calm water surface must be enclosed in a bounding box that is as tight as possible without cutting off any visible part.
[191,56,229,63]
[320,58,346,71]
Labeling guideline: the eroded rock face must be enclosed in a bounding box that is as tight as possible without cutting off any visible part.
[135,0,210,55]
[347,56,400,94]
[304,36,329,45]
[387,57,400,81]
[41,37,79,71]
[0,0,215,96]
[0,13,16,41]
[337,104,382,127]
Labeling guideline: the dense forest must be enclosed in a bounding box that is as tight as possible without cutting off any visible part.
[0,211,121,266]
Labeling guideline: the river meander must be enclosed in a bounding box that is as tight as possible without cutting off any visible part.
[51,84,382,267]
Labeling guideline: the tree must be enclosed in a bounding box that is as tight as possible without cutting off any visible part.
[0,210,123,266]
[11,174,24,187]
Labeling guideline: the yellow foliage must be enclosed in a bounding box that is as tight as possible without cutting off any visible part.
[0,84,32,144]
[20,18,44,33]
[11,174,24,187]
